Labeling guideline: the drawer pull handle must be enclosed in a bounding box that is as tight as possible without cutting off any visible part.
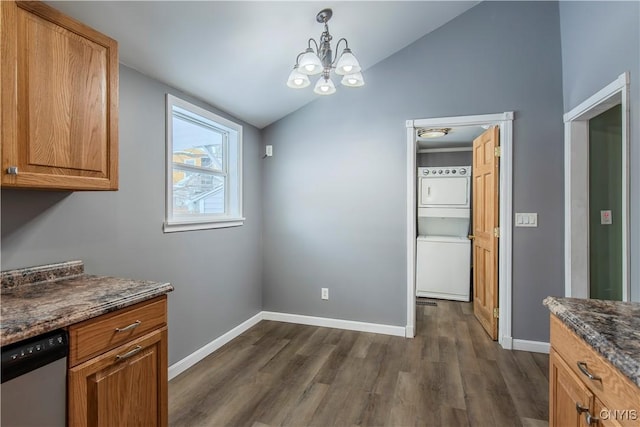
[576,403,589,414]
[115,320,141,333]
[577,361,602,381]
[115,345,142,361]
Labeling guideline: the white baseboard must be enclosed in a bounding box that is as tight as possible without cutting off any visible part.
[405,325,415,338]
[512,339,550,354]
[168,312,262,380]
[500,335,513,350]
[261,311,406,337]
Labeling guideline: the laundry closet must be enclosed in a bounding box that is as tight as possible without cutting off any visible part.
[414,127,484,302]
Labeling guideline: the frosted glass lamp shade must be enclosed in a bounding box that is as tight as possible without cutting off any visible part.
[298,49,323,75]
[341,72,365,87]
[313,76,336,95]
[335,48,361,75]
[286,67,310,88]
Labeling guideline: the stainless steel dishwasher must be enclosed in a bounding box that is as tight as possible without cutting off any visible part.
[1,329,68,426]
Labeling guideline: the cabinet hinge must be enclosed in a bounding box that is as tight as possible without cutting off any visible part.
[494,146,502,157]
[493,308,500,318]
[494,227,500,238]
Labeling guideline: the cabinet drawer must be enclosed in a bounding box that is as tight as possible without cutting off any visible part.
[69,296,167,366]
[550,315,640,422]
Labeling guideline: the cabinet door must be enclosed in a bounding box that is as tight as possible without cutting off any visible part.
[594,397,623,427]
[1,0,118,190]
[550,349,594,427]
[69,328,168,427]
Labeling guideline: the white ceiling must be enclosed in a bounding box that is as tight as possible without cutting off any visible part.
[48,1,479,129]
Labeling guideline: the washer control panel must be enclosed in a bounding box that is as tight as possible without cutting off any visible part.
[418,166,471,177]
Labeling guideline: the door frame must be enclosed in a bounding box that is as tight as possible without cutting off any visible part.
[405,112,514,349]
[564,72,630,301]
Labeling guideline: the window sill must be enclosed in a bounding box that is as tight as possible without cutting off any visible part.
[163,218,245,233]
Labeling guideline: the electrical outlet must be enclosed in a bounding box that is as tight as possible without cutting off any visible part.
[321,288,329,300]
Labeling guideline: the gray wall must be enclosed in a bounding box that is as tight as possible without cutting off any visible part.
[559,1,640,301]
[417,151,472,167]
[0,65,263,365]
[262,1,565,342]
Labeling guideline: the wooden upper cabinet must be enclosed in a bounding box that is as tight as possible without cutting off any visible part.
[1,1,118,190]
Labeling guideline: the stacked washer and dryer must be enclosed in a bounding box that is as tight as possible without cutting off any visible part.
[416,166,472,301]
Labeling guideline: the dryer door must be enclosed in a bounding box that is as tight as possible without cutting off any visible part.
[419,177,469,208]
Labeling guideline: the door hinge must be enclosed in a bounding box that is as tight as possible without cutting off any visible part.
[493,308,500,318]
[494,146,502,157]
[494,227,500,238]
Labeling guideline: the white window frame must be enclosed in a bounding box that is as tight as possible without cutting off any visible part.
[164,94,244,232]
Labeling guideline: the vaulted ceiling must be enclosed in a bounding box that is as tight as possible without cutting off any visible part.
[49,1,479,128]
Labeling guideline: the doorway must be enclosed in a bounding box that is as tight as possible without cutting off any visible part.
[405,112,514,349]
[589,105,623,300]
[564,73,630,301]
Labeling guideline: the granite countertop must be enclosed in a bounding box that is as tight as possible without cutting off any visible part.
[543,296,640,388]
[1,261,173,347]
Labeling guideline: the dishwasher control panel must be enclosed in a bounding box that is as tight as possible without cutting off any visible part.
[1,329,68,383]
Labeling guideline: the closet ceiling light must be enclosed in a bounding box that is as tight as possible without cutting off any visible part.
[287,8,364,96]
[417,128,451,138]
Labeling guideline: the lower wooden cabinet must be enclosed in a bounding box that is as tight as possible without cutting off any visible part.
[68,297,168,427]
[550,349,593,427]
[595,397,626,427]
[549,314,640,427]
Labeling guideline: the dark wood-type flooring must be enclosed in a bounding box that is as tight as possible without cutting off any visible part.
[169,301,549,426]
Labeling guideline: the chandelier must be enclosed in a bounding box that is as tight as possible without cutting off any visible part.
[287,8,364,95]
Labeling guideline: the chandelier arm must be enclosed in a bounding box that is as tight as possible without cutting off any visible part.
[332,38,349,66]
[307,38,320,53]
[294,51,306,66]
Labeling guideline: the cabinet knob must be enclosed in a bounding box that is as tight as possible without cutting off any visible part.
[586,412,600,426]
[6,166,18,175]
[576,403,589,414]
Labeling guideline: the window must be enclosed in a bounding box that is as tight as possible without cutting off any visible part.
[164,94,243,232]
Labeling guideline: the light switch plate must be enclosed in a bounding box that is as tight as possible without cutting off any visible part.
[515,213,538,227]
[265,145,273,157]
